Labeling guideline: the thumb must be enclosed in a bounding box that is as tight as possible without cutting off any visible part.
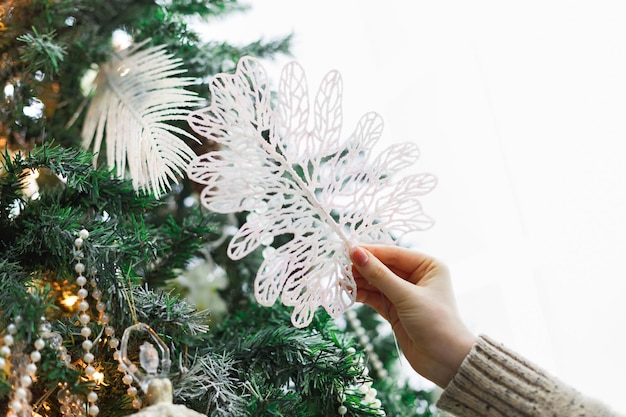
[350,246,413,305]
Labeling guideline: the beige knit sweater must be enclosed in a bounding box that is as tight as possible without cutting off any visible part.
[436,335,621,417]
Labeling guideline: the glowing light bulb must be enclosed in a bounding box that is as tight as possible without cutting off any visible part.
[92,371,104,385]
[61,295,79,308]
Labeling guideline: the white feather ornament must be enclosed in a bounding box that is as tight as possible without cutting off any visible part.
[81,41,200,198]
[187,57,437,327]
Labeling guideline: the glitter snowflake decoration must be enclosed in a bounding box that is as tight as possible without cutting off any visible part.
[187,57,436,327]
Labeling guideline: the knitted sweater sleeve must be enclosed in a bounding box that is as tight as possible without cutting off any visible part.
[436,334,621,417]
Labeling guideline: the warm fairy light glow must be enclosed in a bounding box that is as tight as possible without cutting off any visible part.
[112,29,132,51]
[61,294,79,308]
[92,371,105,385]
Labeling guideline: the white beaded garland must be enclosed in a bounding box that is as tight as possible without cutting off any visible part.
[69,228,142,412]
[14,387,28,399]
[71,228,104,416]
[82,340,93,351]
[20,375,32,388]
[131,397,142,409]
[26,362,37,375]
[34,338,46,350]
[1,319,49,417]
[87,391,98,403]
[79,313,90,325]
[30,350,42,362]
[346,309,388,380]
[9,399,23,412]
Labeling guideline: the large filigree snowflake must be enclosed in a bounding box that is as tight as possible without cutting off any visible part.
[187,57,436,327]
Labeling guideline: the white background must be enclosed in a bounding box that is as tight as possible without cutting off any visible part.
[200,1,626,412]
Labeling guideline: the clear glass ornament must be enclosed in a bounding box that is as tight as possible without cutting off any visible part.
[119,323,171,393]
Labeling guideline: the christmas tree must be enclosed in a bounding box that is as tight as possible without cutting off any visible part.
[0,1,438,416]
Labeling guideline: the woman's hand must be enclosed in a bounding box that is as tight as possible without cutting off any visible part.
[349,245,476,388]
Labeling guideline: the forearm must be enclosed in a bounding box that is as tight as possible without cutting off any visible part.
[437,335,621,417]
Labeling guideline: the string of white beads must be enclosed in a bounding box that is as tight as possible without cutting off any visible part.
[73,229,100,416]
[73,229,142,411]
[40,321,86,417]
[343,309,387,415]
[345,309,388,379]
[1,318,47,417]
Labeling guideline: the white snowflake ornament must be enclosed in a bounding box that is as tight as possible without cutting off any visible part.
[187,57,436,328]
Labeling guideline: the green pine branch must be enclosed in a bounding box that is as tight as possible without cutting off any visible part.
[17,27,67,76]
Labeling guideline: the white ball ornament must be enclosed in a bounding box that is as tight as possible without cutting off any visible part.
[87,391,98,403]
[131,398,142,409]
[30,350,41,362]
[85,365,95,376]
[26,363,37,375]
[9,399,23,412]
[79,229,90,240]
[20,375,32,388]
[34,338,46,350]
[14,387,28,399]
[122,373,133,385]
[100,313,110,324]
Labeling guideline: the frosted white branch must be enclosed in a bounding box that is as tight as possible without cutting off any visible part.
[81,40,200,198]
